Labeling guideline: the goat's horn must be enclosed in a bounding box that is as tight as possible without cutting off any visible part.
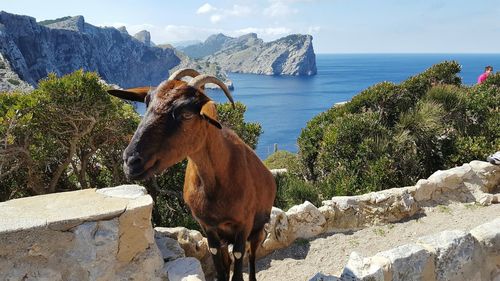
[188,75,234,106]
[168,68,201,81]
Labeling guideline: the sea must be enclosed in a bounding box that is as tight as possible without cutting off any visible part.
[138,54,500,159]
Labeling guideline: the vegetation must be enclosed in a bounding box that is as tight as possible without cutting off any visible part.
[38,16,72,26]
[2,61,498,229]
[7,79,20,86]
[295,61,499,199]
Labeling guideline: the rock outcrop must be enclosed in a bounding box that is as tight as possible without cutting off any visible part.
[181,33,317,76]
[0,11,182,89]
[180,33,233,59]
[0,53,33,92]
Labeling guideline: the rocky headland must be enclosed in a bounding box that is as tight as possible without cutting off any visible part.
[181,33,318,76]
[0,11,317,92]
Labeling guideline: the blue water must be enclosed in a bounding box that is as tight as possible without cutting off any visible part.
[140,54,500,159]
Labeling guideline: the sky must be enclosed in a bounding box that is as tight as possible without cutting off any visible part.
[1,0,499,53]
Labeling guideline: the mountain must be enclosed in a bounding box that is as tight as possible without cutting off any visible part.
[170,40,203,49]
[179,33,233,59]
[0,12,181,89]
[180,33,317,76]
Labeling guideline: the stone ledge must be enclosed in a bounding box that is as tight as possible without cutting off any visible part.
[0,185,164,281]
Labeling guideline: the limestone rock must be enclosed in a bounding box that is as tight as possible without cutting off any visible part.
[155,227,214,279]
[0,52,33,92]
[418,230,481,281]
[155,234,186,262]
[164,257,206,281]
[321,188,419,231]
[286,201,326,239]
[203,34,317,76]
[134,30,153,46]
[376,244,435,281]
[470,217,500,255]
[308,272,340,281]
[0,186,164,280]
[340,252,388,281]
[0,11,180,89]
[261,207,291,254]
[180,33,317,76]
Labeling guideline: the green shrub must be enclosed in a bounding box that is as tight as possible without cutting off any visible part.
[7,79,21,86]
[263,150,300,173]
[297,61,496,201]
[274,173,320,211]
[0,70,139,200]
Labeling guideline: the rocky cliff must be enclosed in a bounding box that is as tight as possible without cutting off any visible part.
[181,33,317,76]
[0,12,181,89]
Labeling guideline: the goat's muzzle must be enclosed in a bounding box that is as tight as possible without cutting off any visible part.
[123,151,158,180]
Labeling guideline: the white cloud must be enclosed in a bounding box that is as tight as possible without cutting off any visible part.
[307,26,321,34]
[227,5,252,16]
[263,2,298,17]
[234,27,292,38]
[210,14,222,23]
[196,3,216,14]
[196,3,253,24]
[163,25,223,43]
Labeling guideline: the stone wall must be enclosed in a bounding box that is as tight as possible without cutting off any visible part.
[0,185,205,281]
[261,161,499,256]
[159,161,499,279]
[0,160,498,281]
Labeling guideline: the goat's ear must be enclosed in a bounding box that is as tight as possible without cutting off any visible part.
[107,86,154,102]
[200,101,222,129]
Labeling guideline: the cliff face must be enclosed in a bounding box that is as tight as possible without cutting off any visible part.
[0,12,180,88]
[182,33,317,76]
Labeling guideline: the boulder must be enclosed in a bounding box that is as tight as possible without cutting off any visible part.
[164,257,206,281]
[417,230,481,281]
[286,201,326,239]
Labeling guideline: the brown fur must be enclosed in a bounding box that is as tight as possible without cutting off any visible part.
[108,79,276,281]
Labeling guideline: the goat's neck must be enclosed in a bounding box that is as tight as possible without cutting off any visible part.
[187,129,230,190]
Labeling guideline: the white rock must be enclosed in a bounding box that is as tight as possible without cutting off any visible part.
[286,201,326,239]
[0,186,163,281]
[376,243,435,281]
[164,257,206,281]
[97,184,147,199]
[308,272,340,281]
[262,207,290,253]
[155,235,186,262]
[341,252,388,281]
[470,217,500,255]
[418,230,480,281]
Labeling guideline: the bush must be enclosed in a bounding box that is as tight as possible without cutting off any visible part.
[297,61,498,200]
[7,79,21,86]
[274,173,320,211]
[0,71,139,200]
[263,150,300,173]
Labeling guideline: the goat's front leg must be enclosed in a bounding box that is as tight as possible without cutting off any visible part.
[206,229,229,281]
[231,230,248,281]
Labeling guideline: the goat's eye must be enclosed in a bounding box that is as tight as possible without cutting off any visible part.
[181,112,195,120]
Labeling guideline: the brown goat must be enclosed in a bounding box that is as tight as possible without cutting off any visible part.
[108,69,276,281]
